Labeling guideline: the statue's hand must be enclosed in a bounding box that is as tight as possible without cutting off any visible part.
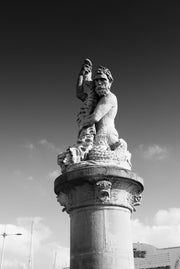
[80,59,92,76]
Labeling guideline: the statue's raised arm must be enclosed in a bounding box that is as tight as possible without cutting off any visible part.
[76,59,93,102]
[58,59,132,173]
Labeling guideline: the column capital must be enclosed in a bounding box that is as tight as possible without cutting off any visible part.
[55,165,144,213]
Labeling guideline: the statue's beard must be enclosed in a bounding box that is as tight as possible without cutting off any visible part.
[95,86,110,96]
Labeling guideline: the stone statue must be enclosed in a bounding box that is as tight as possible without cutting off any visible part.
[58,59,131,172]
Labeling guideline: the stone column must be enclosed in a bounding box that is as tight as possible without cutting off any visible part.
[54,165,144,269]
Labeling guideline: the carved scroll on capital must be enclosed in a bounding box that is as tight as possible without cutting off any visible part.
[127,193,142,212]
[96,180,112,203]
[57,192,71,213]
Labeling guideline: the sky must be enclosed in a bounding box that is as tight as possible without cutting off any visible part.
[0,2,180,268]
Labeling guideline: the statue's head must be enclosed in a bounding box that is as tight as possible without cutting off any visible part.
[93,66,114,96]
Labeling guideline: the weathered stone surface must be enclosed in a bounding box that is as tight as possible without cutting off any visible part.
[58,60,132,173]
[54,60,144,269]
[54,165,144,269]
[70,207,134,269]
[55,166,143,214]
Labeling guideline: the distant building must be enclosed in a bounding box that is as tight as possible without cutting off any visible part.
[134,242,180,269]
[63,243,180,269]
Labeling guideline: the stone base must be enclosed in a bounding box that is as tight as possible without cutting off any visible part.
[54,165,144,269]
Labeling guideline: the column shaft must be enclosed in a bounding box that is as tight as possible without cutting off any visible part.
[70,206,134,269]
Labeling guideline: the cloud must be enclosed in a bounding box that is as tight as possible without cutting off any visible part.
[132,208,180,248]
[2,209,180,268]
[0,217,69,269]
[38,139,60,152]
[137,144,168,160]
[0,217,52,257]
[0,223,29,257]
[16,217,52,247]
[42,243,70,268]
[27,176,34,181]
[154,208,180,226]
[23,143,36,151]
[56,246,70,268]
[21,139,60,154]
[4,260,26,269]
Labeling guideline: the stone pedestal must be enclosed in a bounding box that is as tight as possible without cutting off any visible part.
[54,165,144,269]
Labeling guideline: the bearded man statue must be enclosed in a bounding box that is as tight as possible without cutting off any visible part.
[58,59,132,172]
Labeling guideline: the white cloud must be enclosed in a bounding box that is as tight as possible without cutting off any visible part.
[16,217,52,249]
[2,209,180,268]
[154,208,180,226]
[42,243,70,268]
[132,208,180,248]
[21,139,60,154]
[0,224,29,257]
[0,218,69,269]
[38,139,60,152]
[55,246,70,268]
[23,143,36,151]
[4,260,26,269]
[137,144,168,160]
[27,176,34,181]
[0,217,52,257]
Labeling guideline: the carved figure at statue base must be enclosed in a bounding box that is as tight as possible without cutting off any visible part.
[58,59,132,173]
